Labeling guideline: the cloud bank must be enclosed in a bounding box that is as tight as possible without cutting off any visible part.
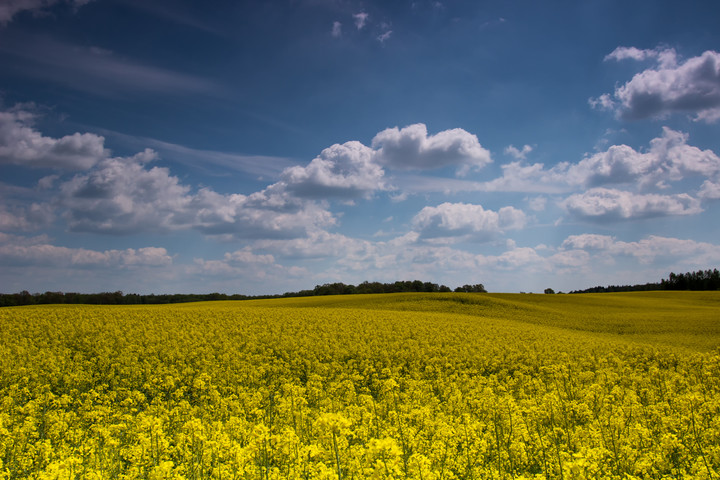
[3,99,720,293]
[0,233,171,268]
[481,128,720,208]
[561,188,702,221]
[1,113,504,241]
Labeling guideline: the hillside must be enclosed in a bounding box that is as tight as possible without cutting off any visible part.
[244,291,720,351]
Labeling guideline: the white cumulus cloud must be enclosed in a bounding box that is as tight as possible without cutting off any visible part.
[483,128,720,194]
[595,47,720,122]
[412,202,527,241]
[0,107,107,169]
[372,123,492,176]
[56,148,336,237]
[699,180,720,200]
[58,149,193,234]
[280,141,386,199]
[569,127,720,188]
[176,184,336,239]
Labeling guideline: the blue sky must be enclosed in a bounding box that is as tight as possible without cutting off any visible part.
[1,0,720,294]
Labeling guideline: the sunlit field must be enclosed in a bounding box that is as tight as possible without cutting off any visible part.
[1,292,719,479]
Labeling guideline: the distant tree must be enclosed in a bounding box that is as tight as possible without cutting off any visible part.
[661,269,720,291]
[454,284,487,293]
[18,290,33,305]
[544,288,555,294]
[568,267,720,293]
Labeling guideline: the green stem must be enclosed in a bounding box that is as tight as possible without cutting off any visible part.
[332,431,342,480]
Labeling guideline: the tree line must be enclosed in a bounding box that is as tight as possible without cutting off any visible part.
[285,280,452,297]
[6,267,716,306]
[284,280,487,297]
[0,291,252,307]
[0,281,488,307]
[569,268,720,294]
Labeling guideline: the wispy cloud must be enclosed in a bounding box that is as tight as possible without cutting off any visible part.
[604,46,677,67]
[353,12,368,30]
[504,144,533,160]
[377,30,392,43]
[331,20,342,37]
[101,129,296,178]
[0,0,91,26]
[0,35,224,97]
[480,17,507,30]
[120,0,226,37]
[561,188,702,221]
[391,174,484,195]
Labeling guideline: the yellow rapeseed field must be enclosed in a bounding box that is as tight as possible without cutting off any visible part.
[1,292,719,479]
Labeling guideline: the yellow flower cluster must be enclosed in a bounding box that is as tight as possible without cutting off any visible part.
[1,293,719,479]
